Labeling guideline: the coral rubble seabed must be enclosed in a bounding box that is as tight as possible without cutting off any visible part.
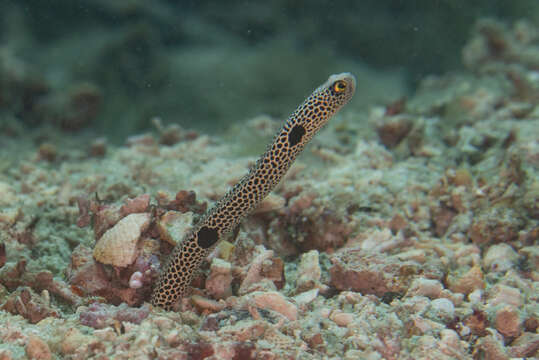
[0,18,538,360]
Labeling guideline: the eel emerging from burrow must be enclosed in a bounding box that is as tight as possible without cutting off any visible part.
[152,73,357,310]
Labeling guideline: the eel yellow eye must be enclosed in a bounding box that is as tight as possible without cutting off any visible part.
[333,80,347,93]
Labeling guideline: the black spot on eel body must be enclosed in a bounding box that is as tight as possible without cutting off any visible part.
[152,73,357,310]
[288,125,306,147]
[196,226,218,249]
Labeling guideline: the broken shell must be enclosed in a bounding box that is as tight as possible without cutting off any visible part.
[93,213,151,267]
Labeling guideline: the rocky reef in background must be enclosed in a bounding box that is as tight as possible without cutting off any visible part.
[1,0,537,139]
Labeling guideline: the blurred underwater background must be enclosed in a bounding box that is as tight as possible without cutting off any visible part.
[1,0,537,138]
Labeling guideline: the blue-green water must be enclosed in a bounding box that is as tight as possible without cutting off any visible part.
[1,1,536,139]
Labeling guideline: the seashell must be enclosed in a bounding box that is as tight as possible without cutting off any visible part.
[93,213,151,267]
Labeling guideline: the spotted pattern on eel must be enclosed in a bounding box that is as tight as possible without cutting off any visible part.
[152,73,357,309]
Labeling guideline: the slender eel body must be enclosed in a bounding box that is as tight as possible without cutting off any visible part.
[152,73,356,309]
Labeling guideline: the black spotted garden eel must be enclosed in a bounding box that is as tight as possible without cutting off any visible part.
[152,73,356,309]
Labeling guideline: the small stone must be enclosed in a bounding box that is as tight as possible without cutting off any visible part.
[452,169,473,187]
[376,115,413,148]
[296,250,322,293]
[218,320,267,342]
[475,333,508,360]
[0,287,60,324]
[304,332,325,350]
[464,309,488,337]
[61,328,92,355]
[206,258,233,299]
[126,133,156,147]
[427,298,455,322]
[37,143,57,162]
[495,305,522,338]
[469,207,521,245]
[0,207,21,226]
[93,213,151,267]
[158,123,183,146]
[0,349,13,360]
[388,213,408,234]
[93,328,117,342]
[483,244,518,273]
[89,137,107,157]
[448,266,484,295]
[406,278,443,299]
[330,250,422,297]
[330,311,354,327]
[156,211,194,246]
[524,316,539,332]
[509,332,539,358]
[253,194,285,214]
[292,289,319,306]
[191,295,226,312]
[239,247,275,295]
[0,182,17,206]
[164,329,181,347]
[120,194,150,216]
[26,335,52,360]
[260,256,285,290]
[439,329,467,358]
[249,291,297,321]
[487,284,522,307]
[216,240,235,261]
[468,289,483,304]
